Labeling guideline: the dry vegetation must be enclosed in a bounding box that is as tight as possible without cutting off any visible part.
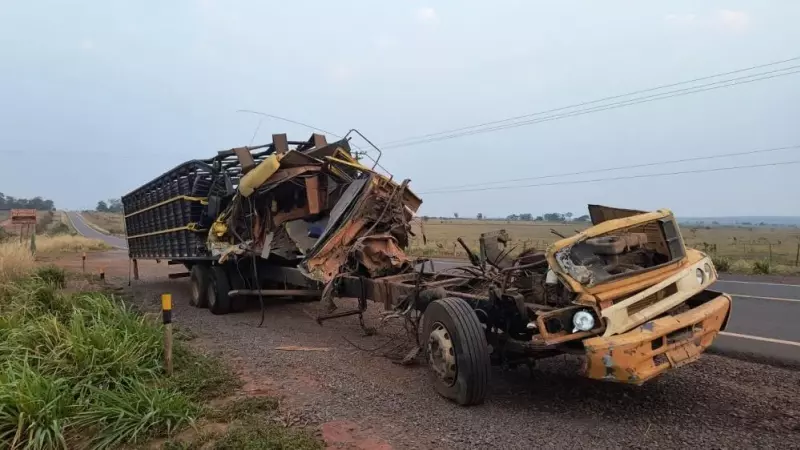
[409,218,800,275]
[81,211,126,236]
[0,236,109,284]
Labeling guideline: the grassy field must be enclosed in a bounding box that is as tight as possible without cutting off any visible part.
[0,251,321,449]
[409,218,800,274]
[80,212,126,236]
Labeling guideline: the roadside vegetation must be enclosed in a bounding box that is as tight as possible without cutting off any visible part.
[81,212,126,236]
[0,255,321,448]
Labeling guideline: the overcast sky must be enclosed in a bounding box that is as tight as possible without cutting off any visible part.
[1,1,798,218]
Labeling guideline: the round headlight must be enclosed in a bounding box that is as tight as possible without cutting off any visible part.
[696,268,705,285]
[704,263,713,276]
[572,310,595,333]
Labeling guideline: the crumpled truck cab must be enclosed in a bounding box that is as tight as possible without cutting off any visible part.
[543,205,732,384]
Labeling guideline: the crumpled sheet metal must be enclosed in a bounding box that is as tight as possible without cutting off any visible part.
[582,294,731,384]
[351,234,411,278]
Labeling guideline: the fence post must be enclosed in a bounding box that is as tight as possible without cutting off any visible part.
[769,243,773,263]
[82,252,86,273]
[795,243,799,267]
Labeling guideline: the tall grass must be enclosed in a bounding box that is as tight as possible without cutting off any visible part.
[0,268,206,449]
[0,241,36,283]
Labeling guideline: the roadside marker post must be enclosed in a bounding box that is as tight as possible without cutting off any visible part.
[162,294,173,377]
[82,253,86,273]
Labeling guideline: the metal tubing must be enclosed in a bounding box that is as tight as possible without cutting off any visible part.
[228,289,323,297]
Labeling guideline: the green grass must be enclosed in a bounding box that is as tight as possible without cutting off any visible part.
[0,268,235,449]
[210,422,321,450]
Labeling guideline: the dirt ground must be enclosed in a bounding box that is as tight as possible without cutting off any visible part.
[50,251,800,449]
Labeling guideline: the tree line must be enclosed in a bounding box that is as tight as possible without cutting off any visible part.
[0,192,55,211]
[422,212,591,222]
[96,198,123,213]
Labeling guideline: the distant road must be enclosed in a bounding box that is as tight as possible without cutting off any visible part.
[66,211,128,250]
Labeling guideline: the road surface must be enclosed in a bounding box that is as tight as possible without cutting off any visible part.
[69,217,798,363]
[66,211,128,250]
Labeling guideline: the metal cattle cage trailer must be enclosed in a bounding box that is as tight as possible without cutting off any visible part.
[122,131,731,406]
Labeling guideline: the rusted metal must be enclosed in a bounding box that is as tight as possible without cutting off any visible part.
[232,147,257,174]
[583,293,731,384]
[10,209,37,224]
[272,133,289,155]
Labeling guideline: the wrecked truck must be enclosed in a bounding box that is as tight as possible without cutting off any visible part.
[121,132,732,406]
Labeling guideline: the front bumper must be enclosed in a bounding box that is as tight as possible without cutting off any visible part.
[582,293,732,384]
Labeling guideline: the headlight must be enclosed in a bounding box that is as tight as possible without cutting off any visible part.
[696,268,705,285]
[704,263,713,276]
[572,310,595,333]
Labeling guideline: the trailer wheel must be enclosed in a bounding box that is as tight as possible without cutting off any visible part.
[208,266,231,315]
[422,297,490,406]
[189,265,211,308]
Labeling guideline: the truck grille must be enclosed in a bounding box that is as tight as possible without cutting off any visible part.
[627,283,678,316]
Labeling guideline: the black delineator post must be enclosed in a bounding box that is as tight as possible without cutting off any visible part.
[162,294,173,377]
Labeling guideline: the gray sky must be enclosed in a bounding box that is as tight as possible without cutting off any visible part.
[1,1,798,218]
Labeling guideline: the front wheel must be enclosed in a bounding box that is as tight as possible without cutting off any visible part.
[422,297,490,406]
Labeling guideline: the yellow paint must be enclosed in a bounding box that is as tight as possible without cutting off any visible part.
[161,293,172,311]
[127,223,205,239]
[211,220,228,238]
[124,196,208,218]
[583,294,731,384]
[239,153,282,197]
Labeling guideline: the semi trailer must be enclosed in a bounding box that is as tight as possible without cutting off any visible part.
[122,131,732,405]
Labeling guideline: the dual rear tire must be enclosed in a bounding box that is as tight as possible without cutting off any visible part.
[189,264,231,315]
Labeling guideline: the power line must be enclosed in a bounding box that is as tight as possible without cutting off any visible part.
[419,160,800,195]
[381,55,800,148]
[383,66,800,149]
[421,144,800,192]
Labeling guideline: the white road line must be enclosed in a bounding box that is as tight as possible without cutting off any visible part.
[719,331,800,348]
[717,279,800,288]
[732,294,800,303]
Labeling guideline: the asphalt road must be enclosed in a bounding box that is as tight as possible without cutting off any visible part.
[66,211,128,250]
[69,217,798,363]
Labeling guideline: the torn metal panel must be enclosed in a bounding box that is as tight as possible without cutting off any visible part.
[588,204,647,225]
[351,234,412,278]
[583,294,730,384]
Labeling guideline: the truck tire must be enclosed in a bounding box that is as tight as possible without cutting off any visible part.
[189,265,211,308]
[208,266,232,315]
[422,297,490,406]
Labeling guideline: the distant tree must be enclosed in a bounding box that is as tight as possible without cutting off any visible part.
[0,193,56,210]
[543,212,564,222]
[574,215,590,222]
[477,213,484,220]
[534,216,544,221]
[96,200,109,212]
[453,212,459,219]
[107,198,124,213]
[565,212,573,221]
[519,213,533,221]
[422,216,430,222]
[506,214,519,221]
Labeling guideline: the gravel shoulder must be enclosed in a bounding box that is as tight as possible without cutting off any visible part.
[47,252,800,449]
[120,277,799,450]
